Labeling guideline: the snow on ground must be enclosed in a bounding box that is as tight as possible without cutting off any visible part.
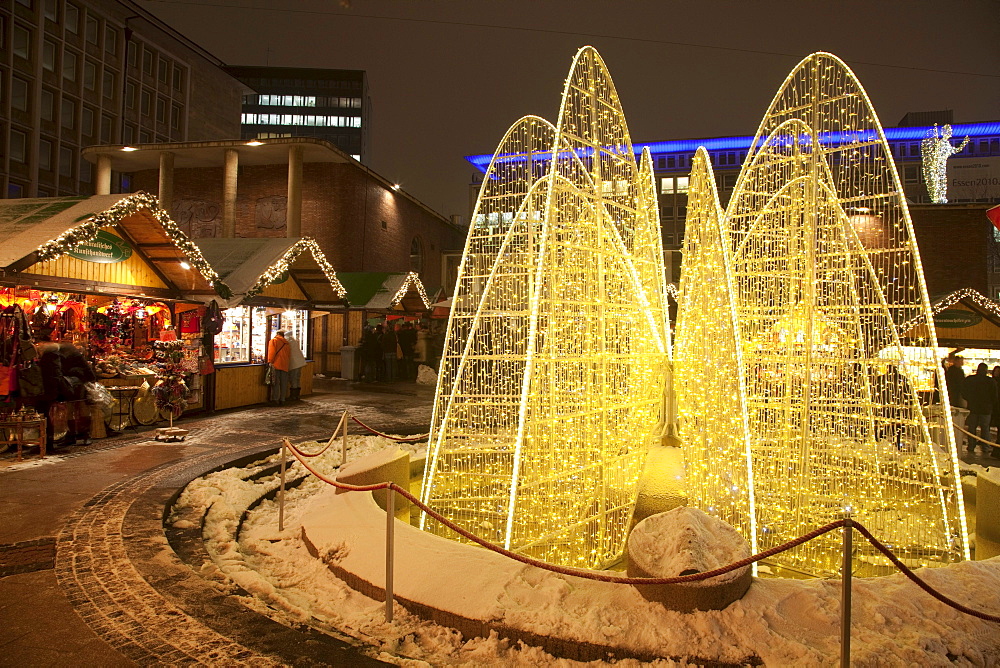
[170,439,1000,667]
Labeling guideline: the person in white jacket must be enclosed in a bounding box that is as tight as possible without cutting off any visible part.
[285,334,307,400]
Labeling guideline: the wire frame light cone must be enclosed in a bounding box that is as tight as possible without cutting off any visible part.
[677,52,967,578]
[421,46,668,569]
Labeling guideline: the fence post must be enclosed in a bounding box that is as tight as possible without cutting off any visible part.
[342,411,349,466]
[278,439,288,532]
[841,516,853,668]
[385,484,395,623]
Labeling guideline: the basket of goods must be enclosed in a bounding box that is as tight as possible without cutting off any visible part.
[94,359,121,378]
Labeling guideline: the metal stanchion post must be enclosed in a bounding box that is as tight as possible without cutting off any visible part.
[841,515,853,668]
[342,411,349,465]
[385,484,395,623]
[278,439,288,532]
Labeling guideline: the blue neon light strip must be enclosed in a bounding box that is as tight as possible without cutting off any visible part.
[464,121,1000,173]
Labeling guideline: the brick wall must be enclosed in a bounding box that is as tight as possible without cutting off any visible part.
[910,204,992,296]
[132,162,464,290]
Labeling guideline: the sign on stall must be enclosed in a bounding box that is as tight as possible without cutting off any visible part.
[67,230,133,264]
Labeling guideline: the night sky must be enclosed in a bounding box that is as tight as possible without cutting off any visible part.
[145,0,1000,221]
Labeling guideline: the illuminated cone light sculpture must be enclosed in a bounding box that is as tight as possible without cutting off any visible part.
[676,53,968,577]
[420,47,669,569]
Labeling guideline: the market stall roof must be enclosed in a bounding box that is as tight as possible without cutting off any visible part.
[902,288,1000,349]
[191,237,347,308]
[337,272,431,311]
[0,193,223,299]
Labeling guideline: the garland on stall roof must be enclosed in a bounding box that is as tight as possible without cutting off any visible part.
[34,192,233,300]
[897,287,1000,334]
[389,271,431,309]
[243,238,348,300]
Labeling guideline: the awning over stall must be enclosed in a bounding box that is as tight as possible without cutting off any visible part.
[337,272,431,311]
[902,288,1000,349]
[190,237,347,308]
[0,193,223,299]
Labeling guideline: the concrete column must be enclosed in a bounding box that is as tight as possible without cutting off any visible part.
[158,151,175,213]
[223,148,239,238]
[95,154,113,195]
[286,144,303,238]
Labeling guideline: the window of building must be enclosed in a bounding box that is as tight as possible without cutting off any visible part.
[156,97,165,123]
[14,0,32,8]
[142,47,153,75]
[43,39,57,71]
[660,176,689,194]
[122,124,134,144]
[102,70,114,99]
[80,159,92,184]
[99,115,112,142]
[83,60,96,90]
[38,139,53,171]
[12,77,29,112]
[120,173,131,192]
[8,183,24,198]
[59,146,74,177]
[127,40,136,67]
[139,129,150,143]
[170,104,181,130]
[12,24,30,59]
[63,49,77,81]
[172,67,183,91]
[140,89,150,116]
[40,88,54,120]
[125,81,135,109]
[104,26,116,54]
[667,156,676,168]
[61,97,75,129]
[81,106,94,136]
[43,0,57,21]
[157,59,168,83]
[85,16,98,44]
[409,237,424,273]
[65,4,78,33]
[9,129,27,163]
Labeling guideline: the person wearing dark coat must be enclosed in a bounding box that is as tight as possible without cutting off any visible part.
[397,322,417,381]
[60,342,96,401]
[380,323,398,382]
[963,362,997,451]
[945,355,966,407]
[991,366,1000,443]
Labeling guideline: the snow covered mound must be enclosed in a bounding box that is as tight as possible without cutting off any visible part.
[627,506,752,611]
[416,364,437,385]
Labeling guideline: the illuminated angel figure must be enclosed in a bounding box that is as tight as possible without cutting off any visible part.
[921,124,970,203]
[420,46,669,569]
[676,53,967,578]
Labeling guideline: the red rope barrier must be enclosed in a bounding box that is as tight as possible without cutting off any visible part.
[285,439,337,458]
[350,415,428,443]
[279,439,1000,621]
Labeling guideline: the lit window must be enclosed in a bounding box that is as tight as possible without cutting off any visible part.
[660,177,675,194]
[676,176,689,193]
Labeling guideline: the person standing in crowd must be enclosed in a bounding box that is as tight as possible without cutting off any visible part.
[266,329,291,405]
[397,322,417,381]
[991,366,1000,452]
[285,332,307,401]
[359,325,380,382]
[945,355,966,407]
[963,362,997,451]
[380,322,398,382]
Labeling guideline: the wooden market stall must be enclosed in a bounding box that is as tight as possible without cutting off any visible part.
[0,193,226,440]
[191,237,347,409]
[316,271,432,377]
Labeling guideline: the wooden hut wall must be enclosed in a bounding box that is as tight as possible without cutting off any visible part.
[311,310,364,375]
[26,245,168,290]
[259,277,309,301]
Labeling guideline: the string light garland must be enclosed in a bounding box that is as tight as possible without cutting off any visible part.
[34,192,232,300]
[898,287,1000,334]
[921,124,970,204]
[242,238,347,300]
[387,271,431,309]
[677,52,967,579]
[420,46,669,570]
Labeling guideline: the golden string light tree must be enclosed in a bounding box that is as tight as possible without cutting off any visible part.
[676,52,968,578]
[420,46,669,569]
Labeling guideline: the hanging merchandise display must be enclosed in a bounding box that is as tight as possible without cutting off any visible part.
[152,339,188,420]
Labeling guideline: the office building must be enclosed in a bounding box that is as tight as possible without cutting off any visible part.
[1,0,247,199]
[226,66,370,164]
